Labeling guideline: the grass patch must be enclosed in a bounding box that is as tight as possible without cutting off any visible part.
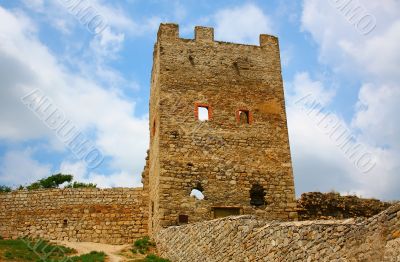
[0,238,75,261]
[141,254,171,262]
[0,238,106,262]
[132,237,155,254]
[128,237,170,262]
[70,251,106,262]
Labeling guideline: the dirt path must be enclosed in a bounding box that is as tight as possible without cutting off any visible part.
[56,241,130,262]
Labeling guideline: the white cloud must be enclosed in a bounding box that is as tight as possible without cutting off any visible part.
[339,21,400,82]
[297,0,400,199]
[59,160,141,188]
[0,6,148,187]
[287,73,400,200]
[20,0,160,60]
[90,27,125,59]
[288,72,336,106]
[301,0,400,77]
[213,4,273,44]
[353,83,400,150]
[0,149,52,187]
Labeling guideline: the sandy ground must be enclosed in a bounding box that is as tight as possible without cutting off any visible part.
[56,241,130,262]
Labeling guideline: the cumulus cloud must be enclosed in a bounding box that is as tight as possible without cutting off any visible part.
[353,83,400,150]
[301,0,400,77]
[213,4,273,44]
[20,0,160,60]
[59,161,141,188]
[0,149,52,187]
[287,72,400,199]
[297,0,400,199]
[0,6,148,187]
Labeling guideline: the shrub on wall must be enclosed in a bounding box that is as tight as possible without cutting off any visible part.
[65,182,97,188]
[26,174,73,190]
[0,186,11,193]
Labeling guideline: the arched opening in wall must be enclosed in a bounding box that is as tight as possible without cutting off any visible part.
[63,219,68,227]
[250,184,266,206]
[237,110,250,124]
[190,189,204,200]
[188,55,195,65]
[190,182,204,200]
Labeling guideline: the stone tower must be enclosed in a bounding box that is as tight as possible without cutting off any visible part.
[143,23,297,234]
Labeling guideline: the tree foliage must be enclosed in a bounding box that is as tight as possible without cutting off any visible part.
[3,173,98,191]
[65,182,97,188]
[26,173,73,190]
[0,186,12,193]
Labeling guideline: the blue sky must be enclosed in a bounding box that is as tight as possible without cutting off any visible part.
[0,0,399,200]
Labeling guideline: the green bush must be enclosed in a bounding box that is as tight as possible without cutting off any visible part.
[144,254,171,262]
[4,251,13,259]
[65,182,97,188]
[23,174,98,190]
[0,185,12,193]
[132,236,155,254]
[26,173,73,190]
[71,251,106,262]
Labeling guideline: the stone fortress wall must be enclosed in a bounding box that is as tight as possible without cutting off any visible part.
[0,188,148,244]
[156,203,400,262]
[147,23,297,234]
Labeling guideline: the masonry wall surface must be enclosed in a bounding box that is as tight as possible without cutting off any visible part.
[148,23,297,234]
[156,203,400,261]
[0,188,148,244]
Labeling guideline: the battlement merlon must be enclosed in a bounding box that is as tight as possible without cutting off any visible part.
[157,23,279,48]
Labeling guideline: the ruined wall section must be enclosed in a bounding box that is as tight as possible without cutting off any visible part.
[149,23,297,232]
[156,203,400,262]
[0,188,148,244]
[297,192,393,220]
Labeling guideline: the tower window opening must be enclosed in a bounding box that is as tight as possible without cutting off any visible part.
[195,103,212,121]
[237,110,250,124]
[198,106,209,121]
[250,184,266,206]
[152,119,156,136]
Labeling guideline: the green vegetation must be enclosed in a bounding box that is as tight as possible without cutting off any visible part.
[4,173,98,191]
[0,186,12,193]
[130,237,170,262]
[140,254,171,262]
[26,173,73,190]
[71,251,106,262]
[132,236,155,254]
[0,239,106,262]
[0,238,74,261]
[65,182,97,188]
